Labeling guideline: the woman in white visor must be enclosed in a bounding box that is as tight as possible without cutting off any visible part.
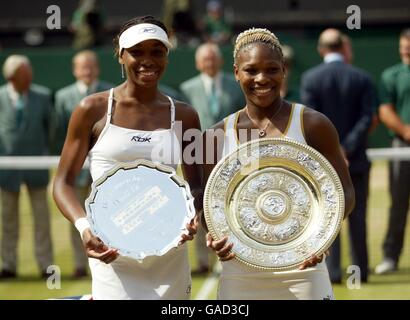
[53,16,202,299]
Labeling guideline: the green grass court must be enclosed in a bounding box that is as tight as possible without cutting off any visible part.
[0,161,409,300]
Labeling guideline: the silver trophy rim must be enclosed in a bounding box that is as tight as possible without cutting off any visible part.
[203,137,345,271]
[85,159,196,260]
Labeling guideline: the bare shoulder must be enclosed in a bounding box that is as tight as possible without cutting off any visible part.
[303,106,337,135]
[203,117,228,139]
[210,119,225,131]
[203,120,225,146]
[174,100,199,118]
[302,106,339,148]
[303,106,332,128]
[72,91,110,126]
[174,100,201,129]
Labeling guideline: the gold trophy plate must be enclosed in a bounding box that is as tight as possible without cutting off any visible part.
[204,138,344,271]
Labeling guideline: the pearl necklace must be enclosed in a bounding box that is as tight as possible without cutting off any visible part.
[245,102,283,137]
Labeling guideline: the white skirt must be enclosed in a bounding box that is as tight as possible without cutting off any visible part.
[218,259,334,300]
[90,244,191,300]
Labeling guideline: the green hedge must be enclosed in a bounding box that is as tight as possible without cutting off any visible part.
[0,29,401,147]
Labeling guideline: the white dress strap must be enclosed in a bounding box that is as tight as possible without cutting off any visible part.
[224,111,238,132]
[166,96,176,128]
[222,111,240,157]
[285,103,306,144]
[106,88,115,125]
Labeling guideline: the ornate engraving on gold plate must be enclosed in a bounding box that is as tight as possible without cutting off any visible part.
[204,138,344,271]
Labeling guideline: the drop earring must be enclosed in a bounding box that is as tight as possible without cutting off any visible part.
[121,64,125,79]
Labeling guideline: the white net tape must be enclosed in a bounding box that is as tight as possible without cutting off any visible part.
[0,156,89,169]
[366,147,410,161]
[0,148,409,169]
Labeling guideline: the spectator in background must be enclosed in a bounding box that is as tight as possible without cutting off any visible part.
[0,55,53,279]
[180,42,244,274]
[201,1,232,46]
[180,43,244,131]
[162,0,199,47]
[375,28,410,274]
[53,50,112,279]
[70,0,104,50]
[300,28,376,284]
[280,44,299,102]
[341,34,379,132]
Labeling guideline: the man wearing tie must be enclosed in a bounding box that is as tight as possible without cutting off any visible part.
[180,43,244,132]
[0,55,53,279]
[180,42,244,274]
[53,50,112,278]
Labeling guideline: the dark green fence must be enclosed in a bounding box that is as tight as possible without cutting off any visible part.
[0,28,402,147]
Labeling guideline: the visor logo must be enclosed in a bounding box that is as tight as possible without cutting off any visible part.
[140,27,157,34]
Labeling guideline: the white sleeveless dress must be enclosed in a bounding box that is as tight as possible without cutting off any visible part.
[218,104,334,300]
[87,89,191,300]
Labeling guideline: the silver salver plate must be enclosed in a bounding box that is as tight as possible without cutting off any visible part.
[85,160,196,260]
[204,138,344,271]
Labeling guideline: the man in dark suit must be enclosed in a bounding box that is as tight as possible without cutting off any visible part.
[54,50,112,278]
[300,29,376,284]
[0,55,53,279]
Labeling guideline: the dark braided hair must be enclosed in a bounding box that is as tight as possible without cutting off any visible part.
[113,15,168,57]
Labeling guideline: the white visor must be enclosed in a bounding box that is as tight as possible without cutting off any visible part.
[119,23,172,53]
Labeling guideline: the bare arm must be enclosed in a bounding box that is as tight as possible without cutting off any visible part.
[304,107,355,219]
[201,120,226,230]
[202,121,235,261]
[53,98,97,223]
[294,107,355,269]
[379,103,410,142]
[176,102,203,244]
[53,95,119,263]
[179,103,203,210]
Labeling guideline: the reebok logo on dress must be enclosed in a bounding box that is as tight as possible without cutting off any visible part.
[131,136,151,143]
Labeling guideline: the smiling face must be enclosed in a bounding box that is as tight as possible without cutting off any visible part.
[234,42,285,108]
[119,39,168,87]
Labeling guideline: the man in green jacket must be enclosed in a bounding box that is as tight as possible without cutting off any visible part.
[376,29,410,275]
[54,50,112,278]
[0,55,53,279]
